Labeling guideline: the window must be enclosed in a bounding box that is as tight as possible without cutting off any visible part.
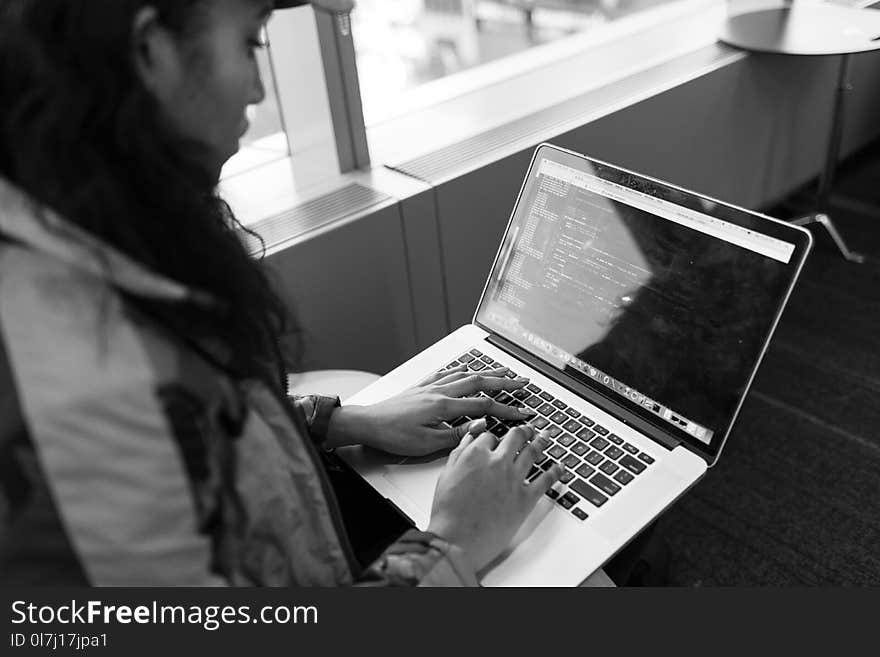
[351,0,717,127]
[222,0,734,196]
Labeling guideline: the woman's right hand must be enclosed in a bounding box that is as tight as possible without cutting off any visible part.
[427,421,563,576]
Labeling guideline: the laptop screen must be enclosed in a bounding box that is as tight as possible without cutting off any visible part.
[475,144,810,459]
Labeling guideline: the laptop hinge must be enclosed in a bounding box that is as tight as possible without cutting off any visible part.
[485,333,681,452]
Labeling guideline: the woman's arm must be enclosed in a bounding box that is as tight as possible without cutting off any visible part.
[355,530,478,587]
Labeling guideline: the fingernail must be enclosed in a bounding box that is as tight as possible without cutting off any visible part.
[536,435,551,449]
[519,408,536,416]
[516,425,534,438]
[468,418,486,433]
[515,377,529,383]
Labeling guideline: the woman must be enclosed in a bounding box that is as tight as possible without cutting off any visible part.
[0,0,563,585]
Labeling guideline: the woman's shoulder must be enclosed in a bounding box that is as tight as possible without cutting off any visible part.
[0,237,116,326]
[0,238,197,428]
[0,238,136,369]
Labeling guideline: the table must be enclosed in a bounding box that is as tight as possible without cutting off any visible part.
[719,3,880,263]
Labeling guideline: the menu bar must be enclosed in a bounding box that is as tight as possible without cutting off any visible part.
[538,159,795,264]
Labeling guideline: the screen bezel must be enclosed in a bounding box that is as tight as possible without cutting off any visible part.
[473,143,813,466]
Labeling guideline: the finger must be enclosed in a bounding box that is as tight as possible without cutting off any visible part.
[496,424,535,460]
[528,462,564,499]
[445,396,537,422]
[466,417,488,437]
[514,431,552,479]
[437,371,528,398]
[429,370,473,388]
[420,427,476,457]
[485,398,537,422]
[480,366,514,380]
[441,417,487,451]
[472,430,499,452]
[418,363,468,386]
[447,420,484,465]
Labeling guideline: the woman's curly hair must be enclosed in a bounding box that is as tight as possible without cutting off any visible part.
[0,0,296,389]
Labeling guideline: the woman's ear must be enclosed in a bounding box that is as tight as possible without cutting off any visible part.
[130,6,181,100]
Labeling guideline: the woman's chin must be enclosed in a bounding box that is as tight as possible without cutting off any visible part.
[210,144,240,181]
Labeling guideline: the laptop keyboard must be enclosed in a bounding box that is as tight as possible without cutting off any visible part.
[440,349,656,523]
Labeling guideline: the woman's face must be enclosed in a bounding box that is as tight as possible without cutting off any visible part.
[139,0,271,176]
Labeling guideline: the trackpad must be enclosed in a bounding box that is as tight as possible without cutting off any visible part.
[381,453,448,530]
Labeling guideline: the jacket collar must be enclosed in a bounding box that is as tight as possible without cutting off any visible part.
[0,175,214,306]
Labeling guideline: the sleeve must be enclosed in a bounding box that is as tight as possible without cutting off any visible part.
[9,379,230,587]
[289,394,340,448]
[356,529,479,587]
[0,263,230,585]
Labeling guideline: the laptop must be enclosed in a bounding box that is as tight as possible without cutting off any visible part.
[340,143,812,586]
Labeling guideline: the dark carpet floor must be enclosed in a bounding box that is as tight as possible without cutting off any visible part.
[656,140,880,586]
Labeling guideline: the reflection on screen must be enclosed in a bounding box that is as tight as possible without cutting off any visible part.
[478,156,795,445]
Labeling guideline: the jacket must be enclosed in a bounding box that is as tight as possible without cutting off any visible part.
[0,176,476,586]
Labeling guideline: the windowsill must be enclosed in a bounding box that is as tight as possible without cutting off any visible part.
[221,132,290,179]
[221,156,345,229]
[219,150,427,231]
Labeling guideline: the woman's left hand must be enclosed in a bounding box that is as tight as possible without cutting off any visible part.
[325,365,537,456]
